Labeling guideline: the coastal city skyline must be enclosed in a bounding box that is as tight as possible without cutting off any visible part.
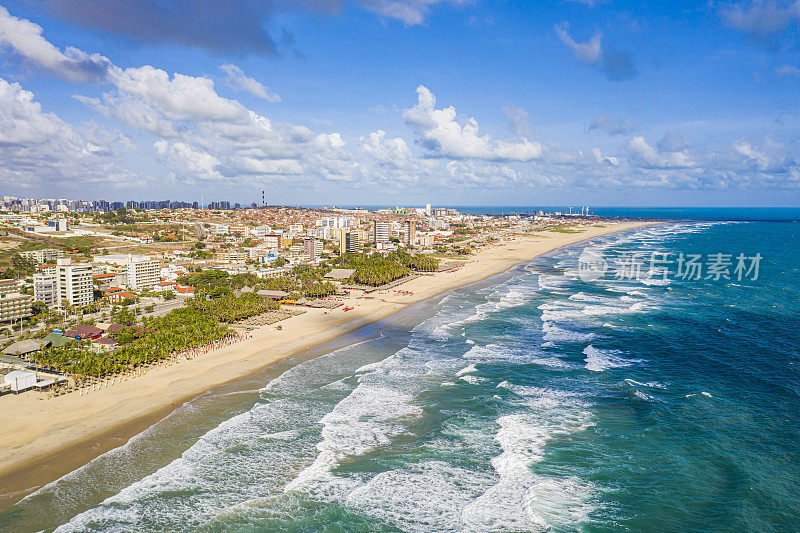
[1,1,800,206]
[1,3,798,531]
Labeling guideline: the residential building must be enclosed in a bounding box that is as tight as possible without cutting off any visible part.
[403,220,416,245]
[19,248,63,264]
[56,258,94,308]
[0,292,34,322]
[264,234,282,249]
[228,224,248,236]
[47,219,68,231]
[418,234,435,248]
[340,229,361,254]
[304,237,323,262]
[0,279,23,296]
[33,273,58,306]
[35,263,57,276]
[126,257,159,290]
[373,221,389,244]
[214,251,247,263]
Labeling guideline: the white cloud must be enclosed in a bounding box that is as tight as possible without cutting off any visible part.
[0,5,110,83]
[720,0,800,38]
[358,0,470,25]
[626,136,696,169]
[554,22,636,80]
[0,77,129,188]
[402,85,543,161]
[219,64,281,102]
[108,66,248,122]
[502,104,532,137]
[554,22,602,63]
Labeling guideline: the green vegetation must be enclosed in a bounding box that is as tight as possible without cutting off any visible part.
[188,293,278,322]
[33,292,277,378]
[0,254,37,279]
[545,226,580,234]
[35,307,231,377]
[333,250,439,286]
[176,268,336,299]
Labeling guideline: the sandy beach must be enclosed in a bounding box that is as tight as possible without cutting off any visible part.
[0,221,653,502]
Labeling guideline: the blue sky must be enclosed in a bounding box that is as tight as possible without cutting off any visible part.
[0,0,799,206]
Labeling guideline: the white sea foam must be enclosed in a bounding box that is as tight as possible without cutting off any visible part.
[457,363,479,376]
[624,378,666,389]
[346,461,495,532]
[284,383,423,500]
[464,385,596,531]
[542,322,596,343]
[584,345,634,372]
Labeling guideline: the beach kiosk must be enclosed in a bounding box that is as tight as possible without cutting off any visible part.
[3,370,37,393]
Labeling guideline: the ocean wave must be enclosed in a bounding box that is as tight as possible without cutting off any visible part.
[583,345,636,372]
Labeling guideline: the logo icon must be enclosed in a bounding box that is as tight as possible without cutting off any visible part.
[578,247,608,282]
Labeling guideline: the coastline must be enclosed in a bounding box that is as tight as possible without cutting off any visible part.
[0,221,655,506]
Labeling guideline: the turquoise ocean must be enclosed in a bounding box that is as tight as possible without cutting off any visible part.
[2,215,799,531]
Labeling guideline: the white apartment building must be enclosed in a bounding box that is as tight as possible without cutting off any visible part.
[47,258,94,309]
[373,221,390,244]
[33,273,58,307]
[20,248,64,264]
[126,257,160,290]
[208,223,229,235]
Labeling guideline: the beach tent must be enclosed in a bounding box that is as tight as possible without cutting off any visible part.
[3,370,37,393]
[2,339,48,356]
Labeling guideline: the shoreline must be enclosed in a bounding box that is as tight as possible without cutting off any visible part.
[0,221,656,507]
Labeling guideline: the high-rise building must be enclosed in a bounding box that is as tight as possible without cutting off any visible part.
[304,237,323,262]
[33,273,57,307]
[56,258,94,309]
[402,220,416,245]
[126,257,160,290]
[426,203,431,216]
[373,221,389,244]
[340,230,361,254]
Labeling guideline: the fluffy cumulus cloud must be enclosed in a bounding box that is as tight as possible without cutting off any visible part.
[1,6,800,197]
[719,0,800,39]
[0,6,110,82]
[0,78,129,188]
[219,64,281,102]
[626,136,696,169]
[402,85,543,161]
[554,22,636,81]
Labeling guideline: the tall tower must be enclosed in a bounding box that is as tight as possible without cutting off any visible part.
[262,190,265,208]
